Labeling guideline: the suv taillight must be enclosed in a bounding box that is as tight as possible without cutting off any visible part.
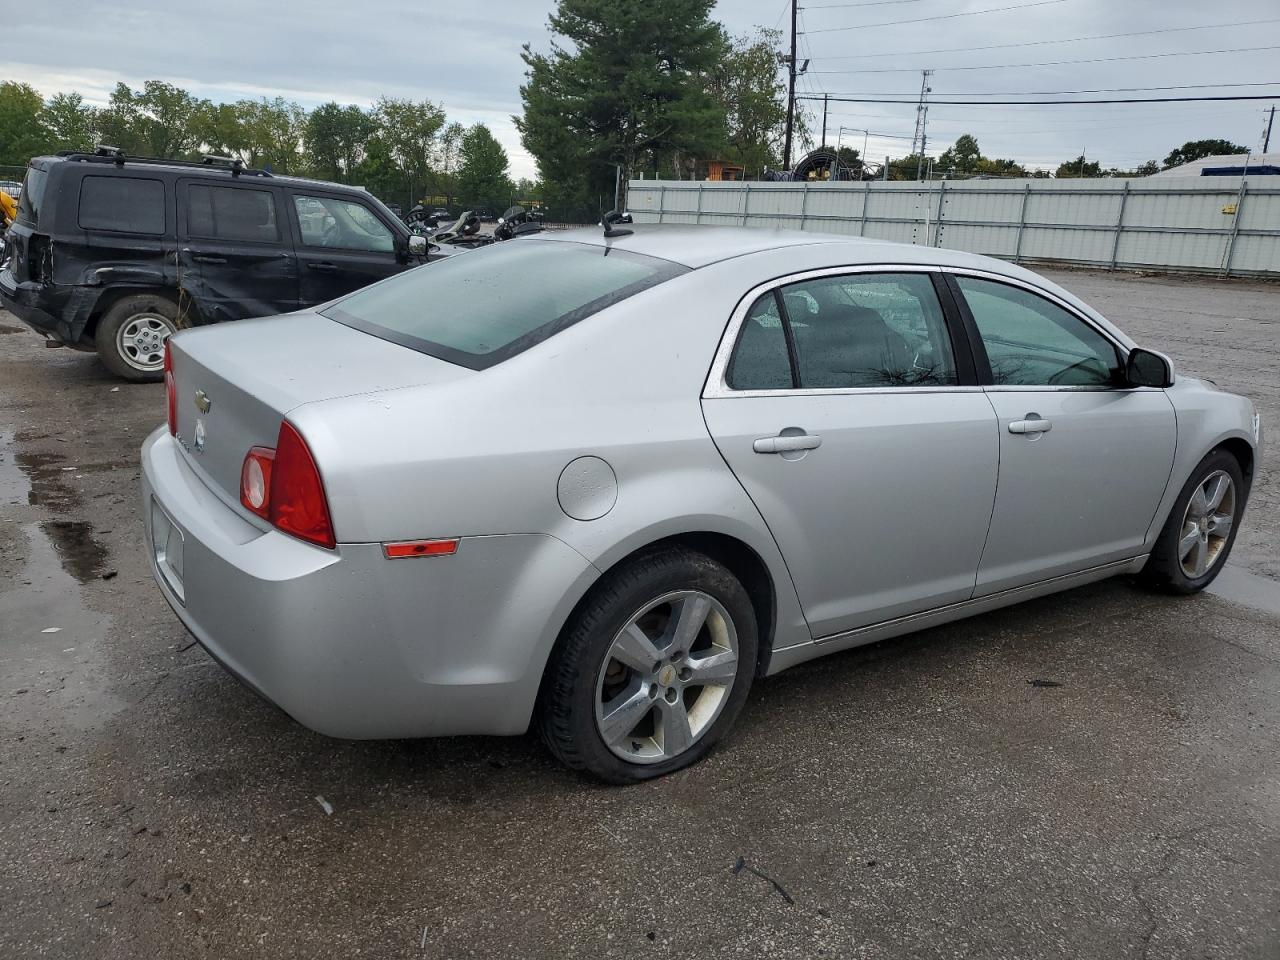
[164,344,176,436]
[239,421,336,549]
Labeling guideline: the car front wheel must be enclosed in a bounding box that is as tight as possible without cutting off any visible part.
[538,546,758,783]
[1141,448,1247,594]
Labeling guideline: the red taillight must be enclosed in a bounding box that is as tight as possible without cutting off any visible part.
[164,343,177,436]
[237,421,336,549]
[239,447,275,520]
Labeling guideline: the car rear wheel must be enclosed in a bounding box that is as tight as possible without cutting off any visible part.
[1140,449,1246,594]
[538,546,757,783]
[95,294,182,382]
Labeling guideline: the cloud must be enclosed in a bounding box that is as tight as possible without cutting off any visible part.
[4,0,1277,179]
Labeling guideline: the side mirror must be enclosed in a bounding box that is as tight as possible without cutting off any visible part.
[407,234,428,257]
[1126,347,1173,388]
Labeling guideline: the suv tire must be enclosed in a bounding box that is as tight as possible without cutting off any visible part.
[95,294,183,383]
[537,546,757,783]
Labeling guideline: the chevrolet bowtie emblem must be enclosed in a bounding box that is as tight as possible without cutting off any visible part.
[194,389,212,413]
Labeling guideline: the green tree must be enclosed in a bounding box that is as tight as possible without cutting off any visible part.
[233,98,305,172]
[456,123,514,211]
[304,102,376,182]
[374,97,446,206]
[1162,138,1248,170]
[38,92,96,154]
[706,27,787,176]
[518,0,727,210]
[0,82,50,165]
[1055,155,1103,178]
[938,133,982,174]
[95,81,210,158]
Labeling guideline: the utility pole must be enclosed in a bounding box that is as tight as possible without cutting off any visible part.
[911,69,933,181]
[1265,105,1275,152]
[783,0,798,171]
[821,94,829,148]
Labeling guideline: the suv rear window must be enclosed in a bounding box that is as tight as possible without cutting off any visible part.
[188,184,280,242]
[324,241,688,370]
[78,176,165,234]
[17,166,48,226]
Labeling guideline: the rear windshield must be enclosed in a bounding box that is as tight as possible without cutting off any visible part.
[324,240,688,369]
[16,166,48,226]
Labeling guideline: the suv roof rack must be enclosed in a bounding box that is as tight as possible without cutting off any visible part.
[56,146,273,178]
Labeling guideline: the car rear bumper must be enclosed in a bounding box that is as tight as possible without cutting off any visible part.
[0,270,59,336]
[140,427,597,739]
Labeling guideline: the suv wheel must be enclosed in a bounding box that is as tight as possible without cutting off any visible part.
[538,546,757,783]
[95,294,183,382]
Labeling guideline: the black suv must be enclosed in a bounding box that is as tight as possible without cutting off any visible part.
[0,148,435,381]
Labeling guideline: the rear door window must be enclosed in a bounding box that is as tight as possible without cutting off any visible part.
[187,184,281,243]
[325,240,687,369]
[78,176,165,234]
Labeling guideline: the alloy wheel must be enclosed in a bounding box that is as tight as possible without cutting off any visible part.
[1178,469,1236,579]
[594,590,739,764]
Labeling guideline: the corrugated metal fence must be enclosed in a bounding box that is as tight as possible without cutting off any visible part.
[627,177,1280,278]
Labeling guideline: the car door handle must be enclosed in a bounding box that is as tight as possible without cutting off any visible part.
[307,261,337,272]
[192,254,227,264]
[753,434,823,454]
[1009,417,1052,435]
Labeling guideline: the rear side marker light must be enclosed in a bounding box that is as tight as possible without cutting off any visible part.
[383,539,459,559]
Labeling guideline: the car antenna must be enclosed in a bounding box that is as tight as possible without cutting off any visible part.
[602,210,633,239]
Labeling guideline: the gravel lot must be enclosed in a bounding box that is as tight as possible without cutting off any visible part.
[1,267,1278,959]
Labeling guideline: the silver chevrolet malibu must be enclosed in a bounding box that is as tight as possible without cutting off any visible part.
[142,225,1262,782]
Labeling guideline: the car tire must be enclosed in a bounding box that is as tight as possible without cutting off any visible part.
[1140,448,1247,594]
[537,545,758,784]
[95,293,183,383]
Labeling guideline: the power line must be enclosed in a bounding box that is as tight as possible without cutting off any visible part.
[808,44,1280,74]
[807,18,1280,61]
[799,93,1280,105]
[804,0,923,6]
[830,82,1280,97]
[807,0,1071,34]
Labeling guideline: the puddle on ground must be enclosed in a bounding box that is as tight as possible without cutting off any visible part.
[40,520,110,582]
[1,432,113,581]
[1207,564,1280,619]
[0,432,125,729]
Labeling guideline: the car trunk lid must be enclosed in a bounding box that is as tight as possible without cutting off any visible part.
[167,311,469,512]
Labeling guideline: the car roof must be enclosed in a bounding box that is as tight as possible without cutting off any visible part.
[32,154,373,194]
[537,223,1014,272]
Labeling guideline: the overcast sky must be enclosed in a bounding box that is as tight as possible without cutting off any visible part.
[5,0,1278,176]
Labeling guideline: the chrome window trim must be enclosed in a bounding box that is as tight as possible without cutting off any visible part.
[703,263,978,400]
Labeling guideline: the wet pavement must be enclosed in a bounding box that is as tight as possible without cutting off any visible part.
[1,268,1278,959]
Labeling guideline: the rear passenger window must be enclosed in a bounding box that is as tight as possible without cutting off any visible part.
[726,272,958,391]
[187,184,280,243]
[727,293,794,390]
[78,176,165,234]
[785,273,957,388]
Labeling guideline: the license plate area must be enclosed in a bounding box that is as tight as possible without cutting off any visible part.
[151,498,186,604]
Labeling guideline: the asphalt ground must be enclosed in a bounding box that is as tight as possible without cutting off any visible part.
[0,266,1278,959]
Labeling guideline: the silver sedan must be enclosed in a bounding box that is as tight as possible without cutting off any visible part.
[141,226,1262,782]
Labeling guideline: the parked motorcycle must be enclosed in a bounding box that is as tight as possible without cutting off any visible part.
[494,205,546,241]
[427,211,495,251]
